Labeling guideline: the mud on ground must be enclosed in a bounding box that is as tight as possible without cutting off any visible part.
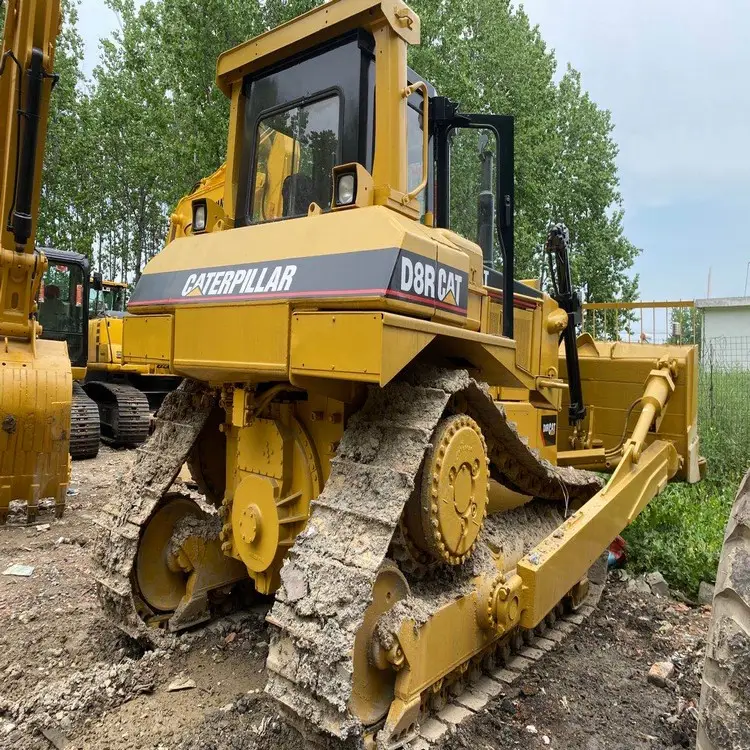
[0,448,709,750]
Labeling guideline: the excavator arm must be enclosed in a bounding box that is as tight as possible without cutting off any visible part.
[0,0,69,523]
[1,0,60,319]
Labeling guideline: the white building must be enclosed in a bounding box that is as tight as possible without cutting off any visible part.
[695,297,750,368]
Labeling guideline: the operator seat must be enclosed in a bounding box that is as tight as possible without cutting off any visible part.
[281,173,315,217]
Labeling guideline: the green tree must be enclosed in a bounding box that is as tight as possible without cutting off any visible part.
[549,68,639,305]
[669,306,702,346]
[84,0,266,279]
[408,0,639,303]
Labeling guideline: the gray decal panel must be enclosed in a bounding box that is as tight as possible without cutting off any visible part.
[387,249,468,314]
[129,247,468,316]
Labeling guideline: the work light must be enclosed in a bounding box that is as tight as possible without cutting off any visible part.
[193,201,207,233]
[336,173,356,206]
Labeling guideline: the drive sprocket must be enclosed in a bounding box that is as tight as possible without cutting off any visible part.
[407,414,489,565]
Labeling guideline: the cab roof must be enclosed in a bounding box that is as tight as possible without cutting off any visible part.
[216,0,419,96]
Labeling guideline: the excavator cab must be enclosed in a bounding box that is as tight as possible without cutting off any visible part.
[89,278,127,316]
[38,248,90,376]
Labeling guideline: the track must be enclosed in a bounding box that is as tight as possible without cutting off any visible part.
[95,369,604,746]
[265,367,602,746]
[413,553,607,748]
[70,383,100,460]
[93,380,218,642]
[698,470,750,750]
[84,381,151,447]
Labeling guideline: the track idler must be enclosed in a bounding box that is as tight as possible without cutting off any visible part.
[134,494,248,631]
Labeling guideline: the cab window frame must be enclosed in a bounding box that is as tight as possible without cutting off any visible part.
[406,69,436,221]
[237,29,376,228]
[249,88,344,224]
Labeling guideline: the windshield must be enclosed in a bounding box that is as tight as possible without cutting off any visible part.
[89,284,126,315]
[39,262,86,364]
[251,96,340,222]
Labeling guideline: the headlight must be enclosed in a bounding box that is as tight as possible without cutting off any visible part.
[336,173,356,206]
[193,202,207,232]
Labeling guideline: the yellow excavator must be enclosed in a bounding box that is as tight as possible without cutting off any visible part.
[93,1,707,746]
[0,0,70,523]
[84,276,180,446]
[35,252,172,457]
[36,257,182,455]
[36,247,101,459]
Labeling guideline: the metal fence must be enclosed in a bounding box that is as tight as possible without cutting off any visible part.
[582,300,699,345]
[581,302,750,475]
[699,336,750,475]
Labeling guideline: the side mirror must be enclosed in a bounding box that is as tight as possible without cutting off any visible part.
[92,272,103,291]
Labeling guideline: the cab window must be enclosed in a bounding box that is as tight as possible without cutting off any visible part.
[39,262,85,363]
[407,102,426,218]
[251,96,340,222]
[89,285,126,315]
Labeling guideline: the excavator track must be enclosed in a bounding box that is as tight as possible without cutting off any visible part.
[93,380,218,643]
[84,381,151,447]
[265,367,603,745]
[70,383,100,460]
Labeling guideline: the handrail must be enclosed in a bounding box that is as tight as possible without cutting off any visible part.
[402,81,429,204]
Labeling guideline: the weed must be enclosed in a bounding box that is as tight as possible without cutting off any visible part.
[623,476,740,597]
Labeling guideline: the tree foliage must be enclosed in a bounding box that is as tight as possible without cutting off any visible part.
[33,0,639,302]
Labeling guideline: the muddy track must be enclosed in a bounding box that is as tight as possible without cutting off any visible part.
[93,379,217,643]
[92,369,603,747]
[265,367,602,746]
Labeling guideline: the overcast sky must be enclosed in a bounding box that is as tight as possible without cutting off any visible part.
[77,0,750,301]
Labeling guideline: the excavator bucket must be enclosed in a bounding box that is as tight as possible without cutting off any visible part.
[0,338,71,522]
[558,334,703,483]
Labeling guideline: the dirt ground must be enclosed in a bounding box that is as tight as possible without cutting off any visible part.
[0,447,710,750]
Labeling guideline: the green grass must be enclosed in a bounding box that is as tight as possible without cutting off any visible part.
[623,476,740,597]
[621,367,750,598]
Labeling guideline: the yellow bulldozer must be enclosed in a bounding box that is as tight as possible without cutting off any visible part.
[91,0,711,746]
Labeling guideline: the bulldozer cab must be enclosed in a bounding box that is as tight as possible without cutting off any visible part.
[229,30,516,299]
[159,10,523,338]
[38,248,90,370]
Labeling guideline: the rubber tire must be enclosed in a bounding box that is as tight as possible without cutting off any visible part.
[697,469,750,750]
